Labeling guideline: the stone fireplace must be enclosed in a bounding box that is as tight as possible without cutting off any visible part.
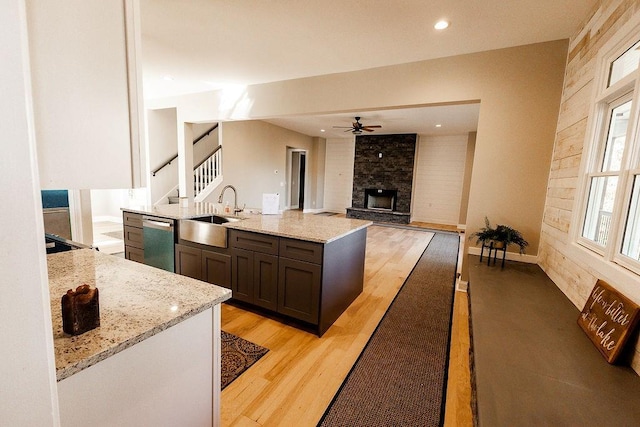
[346,134,417,224]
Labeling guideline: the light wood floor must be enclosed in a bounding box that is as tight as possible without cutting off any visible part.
[220,224,473,426]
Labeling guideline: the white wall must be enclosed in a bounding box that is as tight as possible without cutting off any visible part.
[147,108,178,204]
[192,122,219,163]
[412,134,468,225]
[1,0,60,423]
[90,189,131,221]
[310,137,326,210]
[208,120,316,211]
[323,138,355,213]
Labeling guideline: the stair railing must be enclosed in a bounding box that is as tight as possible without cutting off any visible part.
[151,123,218,176]
[194,146,222,197]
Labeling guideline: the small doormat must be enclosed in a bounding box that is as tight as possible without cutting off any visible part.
[103,231,124,240]
[221,331,268,390]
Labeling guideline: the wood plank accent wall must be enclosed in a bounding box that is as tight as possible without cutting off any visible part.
[539,0,640,374]
[412,135,468,225]
[323,138,355,212]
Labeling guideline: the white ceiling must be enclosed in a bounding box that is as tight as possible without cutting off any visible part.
[139,0,597,138]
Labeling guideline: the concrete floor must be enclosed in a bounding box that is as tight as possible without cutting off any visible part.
[467,255,640,426]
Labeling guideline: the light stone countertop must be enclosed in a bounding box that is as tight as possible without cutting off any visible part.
[122,203,372,243]
[48,249,231,381]
[223,210,372,243]
[122,202,226,220]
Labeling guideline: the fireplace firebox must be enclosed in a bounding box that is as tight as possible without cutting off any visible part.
[364,189,397,211]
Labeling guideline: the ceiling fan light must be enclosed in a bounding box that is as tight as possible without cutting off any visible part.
[434,20,449,30]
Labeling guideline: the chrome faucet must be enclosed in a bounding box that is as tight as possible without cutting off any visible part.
[217,185,243,213]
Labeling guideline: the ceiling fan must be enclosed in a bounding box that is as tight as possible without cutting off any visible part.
[333,116,382,134]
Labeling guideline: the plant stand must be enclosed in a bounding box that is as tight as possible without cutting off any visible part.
[479,240,506,268]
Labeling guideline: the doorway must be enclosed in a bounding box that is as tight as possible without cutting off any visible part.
[289,150,307,210]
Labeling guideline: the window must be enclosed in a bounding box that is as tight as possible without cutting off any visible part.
[578,35,640,274]
[609,40,640,87]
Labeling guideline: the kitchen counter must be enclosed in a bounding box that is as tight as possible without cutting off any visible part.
[224,210,372,243]
[122,202,223,220]
[48,248,231,381]
[121,203,372,336]
[122,203,372,243]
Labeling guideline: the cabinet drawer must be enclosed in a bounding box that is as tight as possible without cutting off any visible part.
[229,230,279,255]
[124,225,143,249]
[123,211,143,228]
[125,246,144,263]
[280,238,323,264]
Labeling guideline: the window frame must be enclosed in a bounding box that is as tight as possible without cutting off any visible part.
[573,27,640,276]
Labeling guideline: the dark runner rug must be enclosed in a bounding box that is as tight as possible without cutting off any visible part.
[319,232,459,426]
[221,331,268,390]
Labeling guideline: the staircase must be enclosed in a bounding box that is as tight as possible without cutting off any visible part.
[152,124,223,205]
[194,146,222,202]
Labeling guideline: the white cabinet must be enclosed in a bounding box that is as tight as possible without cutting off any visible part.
[27,0,145,189]
[57,307,221,426]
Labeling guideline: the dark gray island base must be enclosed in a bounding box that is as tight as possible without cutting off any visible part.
[180,227,367,337]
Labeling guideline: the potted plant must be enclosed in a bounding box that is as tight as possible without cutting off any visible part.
[471,217,529,254]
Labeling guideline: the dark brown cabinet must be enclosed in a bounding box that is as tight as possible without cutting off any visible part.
[277,257,321,324]
[202,250,232,289]
[230,247,252,302]
[175,244,201,280]
[123,212,144,264]
[230,231,279,310]
[175,226,366,336]
[229,230,325,325]
[175,243,231,289]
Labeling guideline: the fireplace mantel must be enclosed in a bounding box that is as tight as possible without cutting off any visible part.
[346,207,411,224]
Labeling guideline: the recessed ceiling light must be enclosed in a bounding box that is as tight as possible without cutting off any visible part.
[320,129,325,132]
[434,20,449,30]
[435,124,442,128]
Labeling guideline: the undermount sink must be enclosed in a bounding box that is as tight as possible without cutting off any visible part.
[192,215,242,224]
[179,215,241,248]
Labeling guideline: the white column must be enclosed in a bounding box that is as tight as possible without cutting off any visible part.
[178,119,195,199]
[0,0,60,424]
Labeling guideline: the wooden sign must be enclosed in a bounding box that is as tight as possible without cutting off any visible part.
[578,280,640,364]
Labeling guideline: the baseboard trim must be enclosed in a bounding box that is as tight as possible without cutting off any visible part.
[467,246,537,264]
[303,208,324,214]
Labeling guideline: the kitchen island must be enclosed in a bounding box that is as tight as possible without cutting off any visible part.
[48,249,231,426]
[121,204,372,335]
[222,210,372,335]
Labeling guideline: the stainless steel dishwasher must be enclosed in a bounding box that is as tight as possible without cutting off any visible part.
[142,215,175,272]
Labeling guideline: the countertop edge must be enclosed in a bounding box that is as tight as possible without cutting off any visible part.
[223,220,372,243]
[122,205,373,243]
[121,206,214,221]
[56,291,231,382]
